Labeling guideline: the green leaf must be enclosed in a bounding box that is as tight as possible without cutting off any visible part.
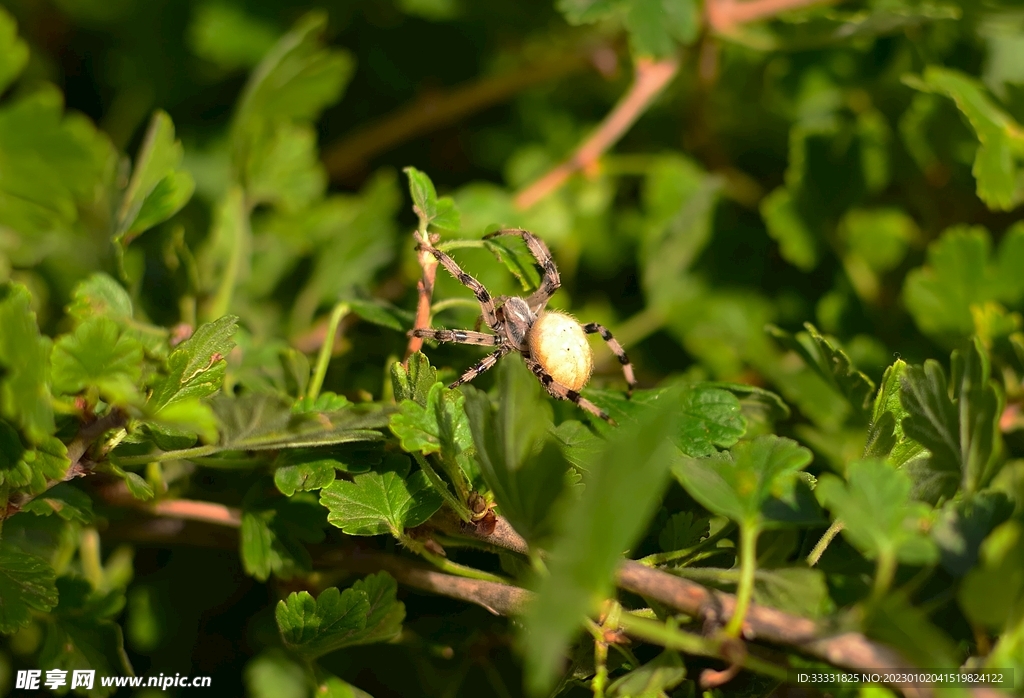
[0,423,69,493]
[816,459,937,564]
[391,353,439,407]
[463,358,569,543]
[761,187,818,271]
[840,208,916,274]
[51,316,145,405]
[404,166,439,222]
[676,565,834,619]
[768,323,875,415]
[241,493,325,581]
[658,511,710,552]
[208,393,388,453]
[932,490,1012,577]
[0,6,29,94]
[866,359,923,466]
[0,540,58,633]
[348,298,413,332]
[959,519,1024,630]
[608,650,686,697]
[273,452,338,496]
[522,397,680,694]
[187,3,281,70]
[0,284,54,443]
[67,273,134,323]
[244,650,308,698]
[903,224,1024,339]
[906,67,1024,211]
[22,483,94,524]
[0,85,114,239]
[556,0,620,24]
[234,11,353,133]
[244,122,325,211]
[148,315,238,411]
[899,340,1003,499]
[144,397,220,444]
[320,468,442,537]
[114,111,194,248]
[673,435,815,529]
[432,196,461,232]
[293,392,351,414]
[275,572,404,658]
[39,577,134,695]
[389,381,475,479]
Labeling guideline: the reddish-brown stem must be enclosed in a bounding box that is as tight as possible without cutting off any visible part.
[405,231,439,362]
[513,57,680,210]
[706,0,836,32]
[151,498,243,527]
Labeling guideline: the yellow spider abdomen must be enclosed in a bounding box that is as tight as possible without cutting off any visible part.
[528,312,593,392]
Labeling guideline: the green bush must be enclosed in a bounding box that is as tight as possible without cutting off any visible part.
[1,0,1024,696]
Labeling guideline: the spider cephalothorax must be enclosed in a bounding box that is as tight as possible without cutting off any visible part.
[409,229,636,424]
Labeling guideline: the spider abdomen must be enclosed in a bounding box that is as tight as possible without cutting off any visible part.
[528,312,594,392]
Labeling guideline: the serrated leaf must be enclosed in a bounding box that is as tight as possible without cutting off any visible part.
[22,483,94,524]
[144,397,219,444]
[907,67,1024,211]
[432,196,461,232]
[0,424,69,493]
[0,540,58,633]
[123,471,154,501]
[274,452,338,496]
[463,358,568,543]
[391,353,438,407]
[244,122,325,212]
[658,511,710,552]
[188,3,281,71]
[817,459,937,564]
[903,224,1024,339]
[0,284,54,443]
[51,316,144,405]
[209,393,387,452]
[148,315,238,411]
[0,85,114,239]
[899,340,1003,500]
[0,7,29,94]
[114,111,193,249]
[320,470,442,537]
[389,382,475,479]
[673,435,817,530]
[293,392,351,414]
[276,572,404,658]
[768,323,875,415]
[866,359,924,466]
[241,493,325,581]
[608,650,686,698]
[522,397,680,694]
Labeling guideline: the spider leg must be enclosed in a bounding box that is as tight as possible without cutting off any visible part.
[483,229,560,311]
[421,245,501,331]
[409,328,503,347]
[524,357,617,426]
[450,346,513,389]
[582,323,637,396]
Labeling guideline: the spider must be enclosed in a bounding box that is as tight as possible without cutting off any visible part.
[409,229,636,425]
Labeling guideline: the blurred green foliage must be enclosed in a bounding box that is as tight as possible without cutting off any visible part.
[5,0,1024,696]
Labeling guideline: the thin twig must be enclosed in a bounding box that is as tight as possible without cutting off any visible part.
[513,57,680,210]
[706,0,836,33]
[151,498,243,527]
[323,46,608,181]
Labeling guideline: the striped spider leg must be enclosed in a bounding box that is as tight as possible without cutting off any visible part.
[524,356,615,425]
[582,323,637,397]
[482,228,561,312]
